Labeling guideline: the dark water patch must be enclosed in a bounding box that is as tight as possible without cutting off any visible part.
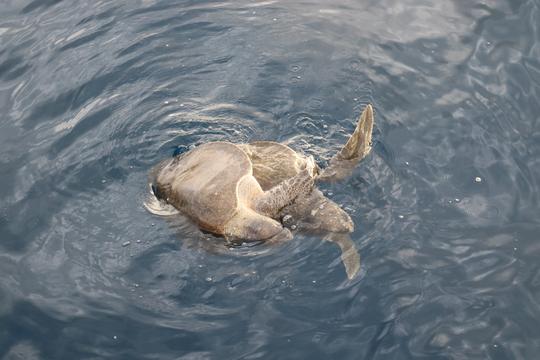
[21,0,63,14]
[48,105,116,157]
[0,56,31,82]
[1,0,540,358]
[57,21,114,52]
[75,5,120,27]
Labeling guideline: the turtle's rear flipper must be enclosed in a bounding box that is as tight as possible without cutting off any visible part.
[318,104,374,182]
[324,232,360,280]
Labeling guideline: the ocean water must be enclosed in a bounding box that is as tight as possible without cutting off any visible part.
[1,0,539,359]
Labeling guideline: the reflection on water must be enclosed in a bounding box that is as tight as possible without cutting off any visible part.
[1,0,539,358]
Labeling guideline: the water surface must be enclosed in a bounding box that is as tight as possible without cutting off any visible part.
[1,0,539,359]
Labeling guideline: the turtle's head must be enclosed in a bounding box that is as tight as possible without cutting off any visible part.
[285,189,354,234]
[310,198,354,233]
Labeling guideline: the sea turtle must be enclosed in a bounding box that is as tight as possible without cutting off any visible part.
[148,104,374,279]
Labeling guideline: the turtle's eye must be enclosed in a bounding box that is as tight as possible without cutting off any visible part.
[151,184,160,198]
[281,214,295,228]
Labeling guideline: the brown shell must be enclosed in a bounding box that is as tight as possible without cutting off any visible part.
[155,142,252,232]
[238,141,306,191]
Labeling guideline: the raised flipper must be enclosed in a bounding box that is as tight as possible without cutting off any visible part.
[324,232,361,280]
[255,156,317,218]
[318,104,374,182]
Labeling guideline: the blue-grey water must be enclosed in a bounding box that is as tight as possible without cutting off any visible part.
[1,0,539,359]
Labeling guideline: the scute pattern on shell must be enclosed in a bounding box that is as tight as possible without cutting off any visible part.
[238,141,306,190]
[155,142,252,232]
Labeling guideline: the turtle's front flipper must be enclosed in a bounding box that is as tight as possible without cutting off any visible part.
[255,156,317,218]
[224,209,292,243]
[319,104,374,182]
[324,232,361,280]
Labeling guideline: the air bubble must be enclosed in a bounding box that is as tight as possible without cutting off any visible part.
[291,65,301,72]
